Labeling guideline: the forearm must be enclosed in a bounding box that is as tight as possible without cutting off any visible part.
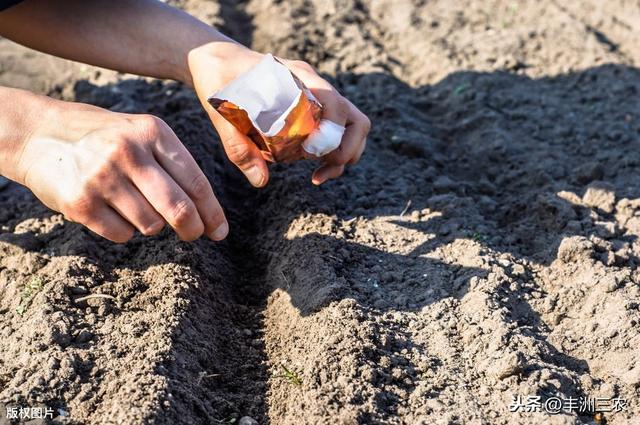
[0,0,239,86]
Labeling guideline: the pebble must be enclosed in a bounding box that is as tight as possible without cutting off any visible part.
[75,329,94,343]
[238,417,259,425]
[70,285,89,295]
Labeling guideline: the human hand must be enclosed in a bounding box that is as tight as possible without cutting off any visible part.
[15,99,228,243]
[187,42,370,187]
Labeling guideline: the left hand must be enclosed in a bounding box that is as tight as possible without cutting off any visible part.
[187,42,370,187]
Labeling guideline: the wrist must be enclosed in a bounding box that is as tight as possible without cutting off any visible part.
[186,41,264,93]
[0,88,54,184]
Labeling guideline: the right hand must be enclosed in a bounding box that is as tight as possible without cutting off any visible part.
[16,100,228,243]
[187,43,370,187]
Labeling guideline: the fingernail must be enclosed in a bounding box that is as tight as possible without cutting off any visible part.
[246,165,265,187]
[210,221,229,241]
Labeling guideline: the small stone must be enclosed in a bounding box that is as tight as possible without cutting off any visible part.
[75,329,94,343]
[70,285,89,295]
[238,417,259,425]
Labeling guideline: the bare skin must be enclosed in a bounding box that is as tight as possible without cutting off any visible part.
[0,0,370,243]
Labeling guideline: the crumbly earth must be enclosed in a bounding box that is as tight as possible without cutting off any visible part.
[1,1,639,424]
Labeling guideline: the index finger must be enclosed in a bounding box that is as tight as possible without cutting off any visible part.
[152,125,229,241]
[308,85,349,128]
[290,63,349,126]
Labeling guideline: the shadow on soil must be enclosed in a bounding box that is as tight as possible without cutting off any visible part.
[1,63,639,422]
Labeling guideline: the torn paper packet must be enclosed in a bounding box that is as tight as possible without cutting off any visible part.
[207,54,343,162]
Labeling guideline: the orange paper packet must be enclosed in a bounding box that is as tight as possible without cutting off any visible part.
[208,54,323,163]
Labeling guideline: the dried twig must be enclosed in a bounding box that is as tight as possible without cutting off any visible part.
[74,294,116,303]
[197,372,222,385]
[280,271,290,289]
[400,199,412,217]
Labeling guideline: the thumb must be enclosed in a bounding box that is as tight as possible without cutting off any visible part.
[209,109,269,188]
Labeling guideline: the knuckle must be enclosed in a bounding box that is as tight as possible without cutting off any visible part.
[111,136,140,164]
[327,96,349,123]
[330,147,350,165]
[62,193,96,222]
[168,198,197,228]
[336,97,350,116]
[350,139,367,164]
[361,115,372,134]
[134,114,165,139]
[188,173,211,200]
[225,139,253,166]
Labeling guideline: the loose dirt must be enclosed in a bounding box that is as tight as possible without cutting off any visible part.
[1,1,639,424]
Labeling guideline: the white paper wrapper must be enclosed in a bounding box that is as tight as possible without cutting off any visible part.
[303,120,346,157]
[208,54,343,162]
